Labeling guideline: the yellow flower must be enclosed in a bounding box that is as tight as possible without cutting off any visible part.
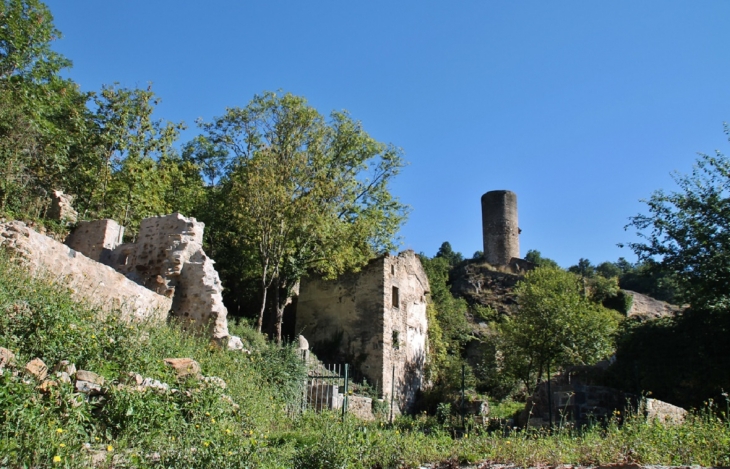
[55,428,63,434]
[211,418,216,423]
[59,443,66,448]
[506,440,511,445]
[53,455,62,463]
[225,429,231,434]
[107,445,114,452]
[203,441,210,447]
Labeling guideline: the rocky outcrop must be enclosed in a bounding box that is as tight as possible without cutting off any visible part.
[625,290,681,320]
[0,221,171,322]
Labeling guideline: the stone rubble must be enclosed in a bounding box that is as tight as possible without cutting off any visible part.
[24,358,48,381]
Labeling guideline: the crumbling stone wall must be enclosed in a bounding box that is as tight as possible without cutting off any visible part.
[296,250,429,412]
[65,219,124,265]
[47,190,78,224]
[0,221,171,322]
[66,213,230,340]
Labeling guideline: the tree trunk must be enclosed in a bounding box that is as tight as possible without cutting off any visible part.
[256,281,268,333]
[274,277,284,344]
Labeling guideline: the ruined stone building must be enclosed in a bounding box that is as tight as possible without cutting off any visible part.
[295,250,429,412]
[65,213,230,340]
[1,213,236,346]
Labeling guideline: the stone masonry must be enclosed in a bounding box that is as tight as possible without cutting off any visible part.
[296,250,429,412]
[0,221,171,321]
[481,190,520,266]
[67,213,230,340]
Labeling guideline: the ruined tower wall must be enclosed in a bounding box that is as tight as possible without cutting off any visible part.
[481,190,519,266]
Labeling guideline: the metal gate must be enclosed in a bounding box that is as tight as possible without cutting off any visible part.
[301,362,350,416]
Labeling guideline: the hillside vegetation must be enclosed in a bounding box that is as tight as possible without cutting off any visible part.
[2,253,730,468]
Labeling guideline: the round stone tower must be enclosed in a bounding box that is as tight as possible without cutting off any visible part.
[481,190,519,266]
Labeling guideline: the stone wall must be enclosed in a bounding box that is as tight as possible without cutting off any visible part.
[65,219,124,265]
[66,213,230,340]
[296,250,429,412]
[0,221,171,322]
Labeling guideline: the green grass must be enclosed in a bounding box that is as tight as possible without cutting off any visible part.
[1,251,730,468]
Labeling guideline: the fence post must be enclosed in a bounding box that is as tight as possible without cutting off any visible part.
[342,364,349,419]
[461,363,465,429]
[389,365,395,424]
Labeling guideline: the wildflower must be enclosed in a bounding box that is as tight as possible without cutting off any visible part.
[107,445,114,452]
[59,443,66,448]
[53,455,62,463]
[203,441,210,447]
[55,428,63,434]
[211,418,216,423]
[225,429,231,434]
[205,412,210,416]
[506,441,511,445]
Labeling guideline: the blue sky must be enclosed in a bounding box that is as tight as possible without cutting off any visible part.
[45,1,730,267]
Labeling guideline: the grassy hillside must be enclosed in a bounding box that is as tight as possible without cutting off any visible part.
[1,252,730,468]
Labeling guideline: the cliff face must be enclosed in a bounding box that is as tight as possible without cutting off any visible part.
[448,260,521,318]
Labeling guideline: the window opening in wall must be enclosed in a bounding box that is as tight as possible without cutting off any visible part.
[392,330,400,350]
[392,286,399,308]
[391,264,395,275]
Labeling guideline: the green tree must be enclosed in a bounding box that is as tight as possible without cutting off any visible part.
[84,84,186,232]
[435,241,463,267]
[0,0,69,80]
[0,0,92,216]
[626,138,730,309]
[502,266,620,390]
[204,91,407,341]
[524,249,560,268]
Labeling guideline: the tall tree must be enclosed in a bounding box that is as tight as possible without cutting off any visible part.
[84,84,185,232]
[502,266,620,390]
[626,136,730,310]
[204,91,407,341]
[0,0,92,215]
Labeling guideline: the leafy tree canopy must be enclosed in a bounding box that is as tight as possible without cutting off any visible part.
[202,91,407,341]
[524,249,559,269]
[435,241,463,267]
[502,266,620,390]
[626,133,730,310]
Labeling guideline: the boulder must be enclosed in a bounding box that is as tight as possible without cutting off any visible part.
[75,370,104,395]
[24,358,48,381]
[642,397,687,425]
[164,358,201,380]
[0,347,15,370]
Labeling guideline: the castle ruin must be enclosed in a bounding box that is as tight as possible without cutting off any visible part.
[481,190,520,267]
[296,251,429,412]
